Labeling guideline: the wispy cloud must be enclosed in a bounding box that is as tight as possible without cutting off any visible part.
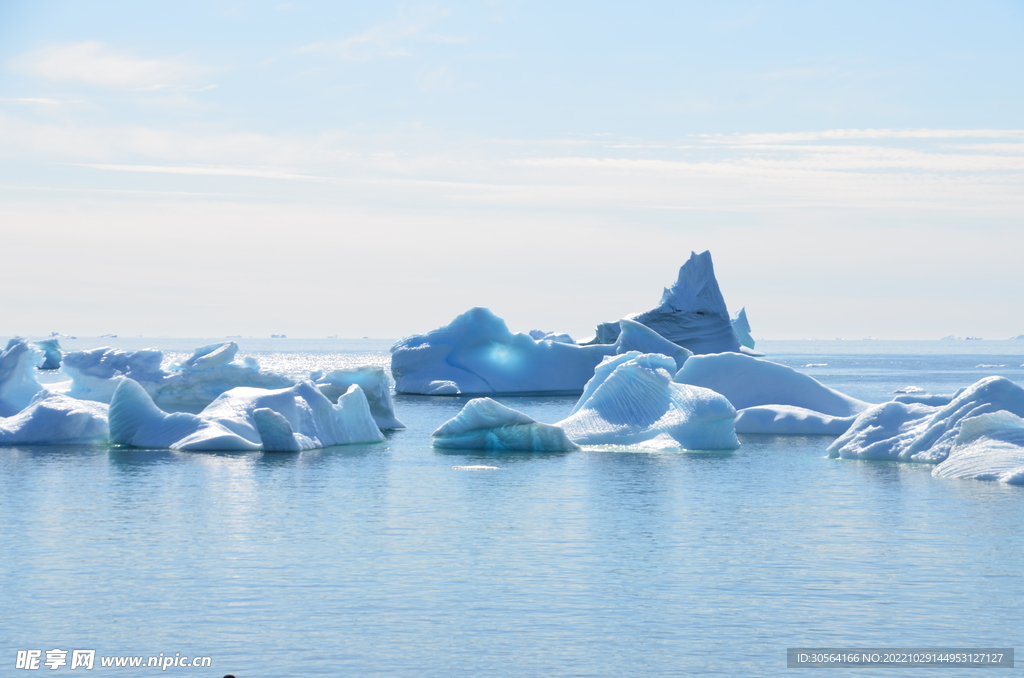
[0,97,80,105]
[299,4,462,61]
[9,42,203,90]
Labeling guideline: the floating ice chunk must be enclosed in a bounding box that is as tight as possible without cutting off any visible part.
[734,405,857,435]
[589,251,741,355]
[315,366,405,429]
[35,339,62,370]
[0,338,46,417]
[0,392,108,445]
[453,465,500,470]
[62,342,294,412]
[674,352,870,417]
[827,376,1024,463]
[893,386,925,394]
[391,307,685,395]
[110,378,383,451]
[173,342,239,371]
[731,307,755,350]
[557,353,738,449]
[932,411,1024,483]
[432,398,579,451]
[528,330,575,344]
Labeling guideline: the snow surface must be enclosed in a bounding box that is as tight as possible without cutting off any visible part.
[672,352,870,434]
[109,378,383,451]
[0,392,109,445]
[827,376,1024,463]
[391,307,689,395]
[0,338,45,417]
[316,366,405,429]
[589,251,741,355]
[932,410,1024,484]
[557,353,738,449]
[432,398,579,451]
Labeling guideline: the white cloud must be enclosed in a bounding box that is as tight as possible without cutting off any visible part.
[300,4,461,61]
[9,41,201,90]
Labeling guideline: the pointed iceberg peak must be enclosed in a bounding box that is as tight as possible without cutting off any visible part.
[591,251,742,355]
[658,250,730,316]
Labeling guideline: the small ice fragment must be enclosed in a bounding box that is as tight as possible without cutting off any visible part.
[452,465,500,470]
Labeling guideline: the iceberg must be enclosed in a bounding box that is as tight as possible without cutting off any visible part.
[110,378,384,452]
[557,352,738,449]
[35,338,62,370]
[62,342,293,412]
[672,352,870,434]
[528,330,575,344]
[827,376,1024,463]
[932,411,1024,484]
[0,392,109,445]
[391,308,689,395]
[733,406,856,435]
[432,398,579,451]
[0,338,45,417]
[731,308,755,351]
[315,366,405,429]
[61,346,166,403]
[588,251,742,354]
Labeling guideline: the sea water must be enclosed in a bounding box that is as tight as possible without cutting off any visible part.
[2,339,1023,676]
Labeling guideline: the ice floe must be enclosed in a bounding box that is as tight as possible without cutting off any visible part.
[827,376,1024,463]
[589,250,741,355]
[391,307,688,395]
[432,397,579,452]
[110,378,383,452]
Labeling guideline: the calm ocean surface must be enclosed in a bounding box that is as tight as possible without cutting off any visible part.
[3,339,1024,677]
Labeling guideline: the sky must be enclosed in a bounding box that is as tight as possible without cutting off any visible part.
[2,0,1023,340]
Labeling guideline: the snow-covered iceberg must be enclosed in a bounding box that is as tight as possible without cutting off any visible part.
[0,338,45,417]
[673,352,870,434]
[432,398,579,451]
[557,353,738,449]
[62,342,293,412]
[931,411,1024,484]
[391,308,688,395]
[110,378,384,452]
[589,251,741,355]
[315,366,404,429]
[0,392,109,445]
[827,376,1024,463]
